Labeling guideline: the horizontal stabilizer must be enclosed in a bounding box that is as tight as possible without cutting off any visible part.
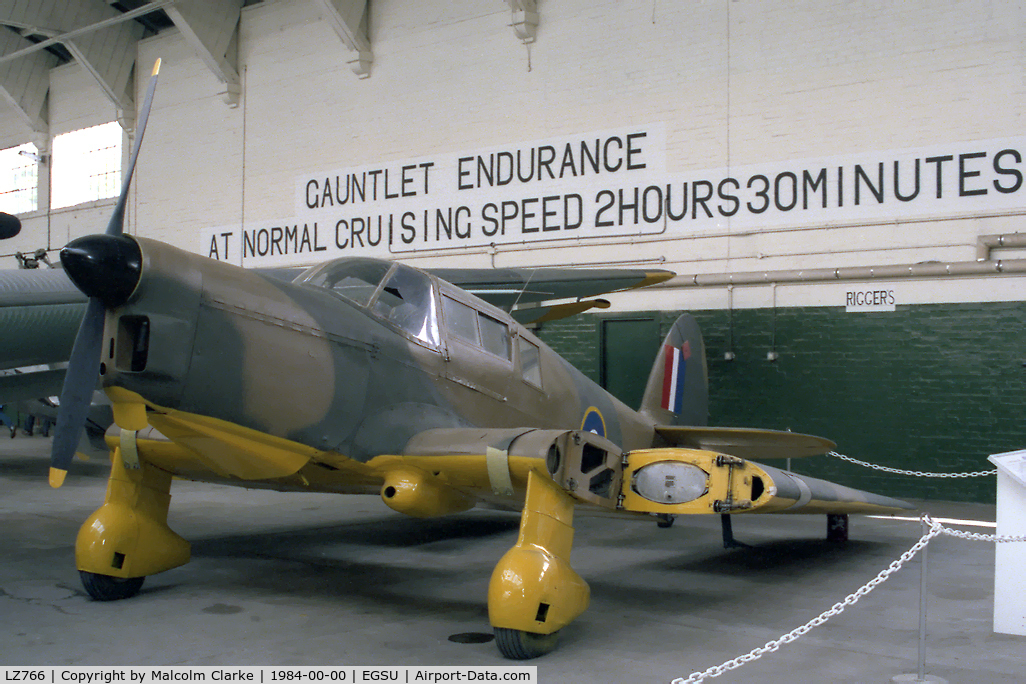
[510,299,610,325]
[655,425,836,460]
[428,267,674,308]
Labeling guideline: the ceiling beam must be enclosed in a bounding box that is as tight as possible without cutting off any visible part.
[309,0,372,79]
[0,27,57,137]
[0,0,143,128]
[164,0,243,106]
[504,0,538,43]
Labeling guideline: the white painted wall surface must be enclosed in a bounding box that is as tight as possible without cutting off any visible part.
[1,0,1024,309]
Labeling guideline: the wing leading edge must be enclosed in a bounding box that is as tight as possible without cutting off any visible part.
[655,425,836,460]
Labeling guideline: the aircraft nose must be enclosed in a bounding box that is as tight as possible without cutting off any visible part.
[60,234,143,308]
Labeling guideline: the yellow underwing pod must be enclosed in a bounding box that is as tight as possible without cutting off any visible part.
[379,468,475,518]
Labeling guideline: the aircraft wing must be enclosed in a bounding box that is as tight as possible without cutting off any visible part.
[427,266,674,308]
[0,367,67,402]
[381,427,910,516]
[655,425,836,460]
[111,420,909,518]
[0,269,86,402]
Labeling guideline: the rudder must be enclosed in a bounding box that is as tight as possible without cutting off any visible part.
[639,314,708,426]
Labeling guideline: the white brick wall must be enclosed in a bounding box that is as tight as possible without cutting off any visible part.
[1,0,1023,307]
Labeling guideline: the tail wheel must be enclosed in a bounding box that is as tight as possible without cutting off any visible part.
[80,571,145,601]
[493,628,559,660]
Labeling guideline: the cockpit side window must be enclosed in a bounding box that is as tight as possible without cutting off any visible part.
[370,264,440,347]
[479,313,511,359]
[443,295,479,345]
[442,294,512,361]
[519,336,542,388]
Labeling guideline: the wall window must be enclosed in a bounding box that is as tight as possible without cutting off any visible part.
[0,143,39,214]
[51,121,122,209]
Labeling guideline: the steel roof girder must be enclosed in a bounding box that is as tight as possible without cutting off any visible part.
[0,27,56,135]
[164,0,243,106]
[504,0,538,43]
[309,0,372,79]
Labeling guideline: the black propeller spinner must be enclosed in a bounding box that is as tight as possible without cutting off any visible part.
[0,212,21,239]
[49,59,161,488]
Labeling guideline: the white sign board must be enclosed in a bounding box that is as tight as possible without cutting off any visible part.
[845,289,897,312]
[203,128,1026,267]
[988,449,1026,636]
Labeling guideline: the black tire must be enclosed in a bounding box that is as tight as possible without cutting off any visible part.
[80,571,145,601]
[493,627,559,659]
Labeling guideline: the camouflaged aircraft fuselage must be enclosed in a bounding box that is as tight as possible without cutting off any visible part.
[101,238,653,492]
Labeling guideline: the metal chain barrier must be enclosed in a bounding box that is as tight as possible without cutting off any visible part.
[827,451,997,478]
[670,514,1026,684]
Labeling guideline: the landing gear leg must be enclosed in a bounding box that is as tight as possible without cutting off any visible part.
[488,470,589,659]
[721,514,752,549]
[827,513,849,542]
[76,438,190,599]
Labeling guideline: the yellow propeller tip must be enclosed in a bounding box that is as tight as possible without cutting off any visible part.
[49,467,68,489]
[152,58,162,76]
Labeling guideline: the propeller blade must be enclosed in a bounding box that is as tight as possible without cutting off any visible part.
[0,212,21,239]
[49,297,105,487]
[106,58,161,237]
[49,58,161,487]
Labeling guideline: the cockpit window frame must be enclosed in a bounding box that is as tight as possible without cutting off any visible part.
[438,286,514,365]
[296,257,442,351]
[367,263,441,349]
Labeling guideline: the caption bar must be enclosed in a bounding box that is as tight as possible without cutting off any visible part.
[1,668,536,684]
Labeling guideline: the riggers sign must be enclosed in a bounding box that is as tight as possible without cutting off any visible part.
[204,125,1026,266]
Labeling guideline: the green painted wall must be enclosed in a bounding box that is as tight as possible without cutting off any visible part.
[537,301,1026,503]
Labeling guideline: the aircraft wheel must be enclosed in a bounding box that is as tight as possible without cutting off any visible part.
[493,627,559,660]
[80,571,145,601]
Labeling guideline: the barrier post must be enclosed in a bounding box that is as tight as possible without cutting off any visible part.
[891,520,947,684]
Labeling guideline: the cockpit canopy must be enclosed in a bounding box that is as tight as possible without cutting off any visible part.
[297,257,440,347]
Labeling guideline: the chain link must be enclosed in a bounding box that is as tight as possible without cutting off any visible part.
[670,514,1025,684]
[928,515,1026,543]
[827,451,997,478]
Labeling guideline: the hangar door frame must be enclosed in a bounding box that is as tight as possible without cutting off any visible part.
[600,316,661,411]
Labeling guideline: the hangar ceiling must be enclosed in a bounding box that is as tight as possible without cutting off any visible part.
[0,0,386,140]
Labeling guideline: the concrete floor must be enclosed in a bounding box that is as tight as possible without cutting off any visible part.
[1,435,1022,683]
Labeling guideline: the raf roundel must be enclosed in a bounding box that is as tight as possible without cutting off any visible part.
[581,407,606,437]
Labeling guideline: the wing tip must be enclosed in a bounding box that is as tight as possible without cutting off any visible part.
[634,270,676,290]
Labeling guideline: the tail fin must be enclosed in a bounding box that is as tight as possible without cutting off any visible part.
[639,314,708,426]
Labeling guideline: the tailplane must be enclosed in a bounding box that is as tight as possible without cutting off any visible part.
[639,314,708,426]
